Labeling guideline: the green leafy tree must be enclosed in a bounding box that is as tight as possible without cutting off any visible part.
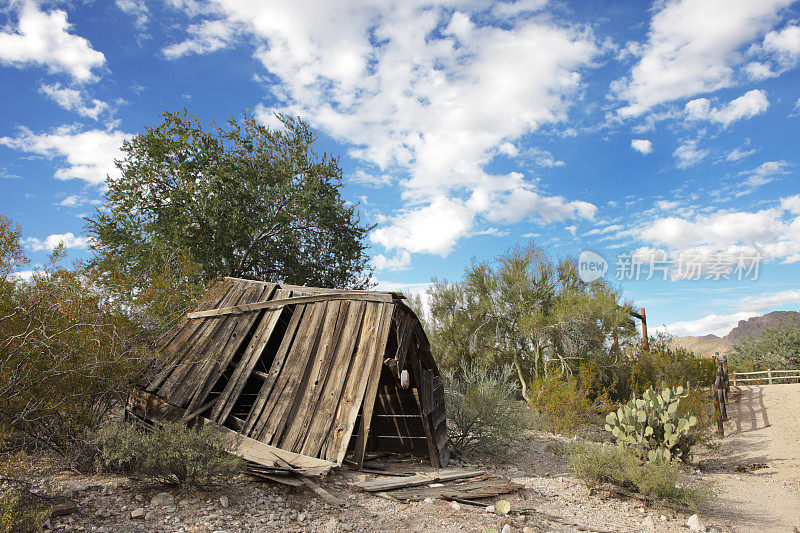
[426,243,637,400]
[86,110,373,298]
[732,319,800,369]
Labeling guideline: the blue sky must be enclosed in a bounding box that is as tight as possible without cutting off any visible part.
[1,0,800,338]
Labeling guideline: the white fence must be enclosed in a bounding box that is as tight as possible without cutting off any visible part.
[732,369,800,386]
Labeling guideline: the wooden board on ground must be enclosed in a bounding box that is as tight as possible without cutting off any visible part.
[385,473,523,502]
[354,468,484,492]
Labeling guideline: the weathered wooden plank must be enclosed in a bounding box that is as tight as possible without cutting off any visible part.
[146,280,234,393]
[298,300,366,458]
[254,302,328,444]
[241,304,306,436]
[188,292,393,319]
[155,283,253,400]
[353,303,400,468]
[280,300,347,452]
[178,283,275,410]
[320,301,381,462]
[354,469,484,492]
[211,289,292,423]
[199,418,335,476]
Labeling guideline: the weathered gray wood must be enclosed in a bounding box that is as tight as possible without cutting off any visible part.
[180,283,275,410]
[211,289,292,423]
[299,300,366,458]
[280,300,347,452]
[322,302,382,462]
[187,292,394,319]
[254,302,328,444]
[354,469,484,492]
[241,304,306,436]
[147,281,235,393]
[353,303,395,467]
[157,282,256,401]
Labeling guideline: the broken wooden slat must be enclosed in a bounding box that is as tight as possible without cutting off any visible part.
[157,282,259,403]
[298,300,367,458]
[280,300,347,452]
[387,474,523,502]
[181,282,276,411]
[353,302,396,468]
[354,469,485,492]
[187,291,394,319]
[241,303,305,436]
[199,417,335,476]
[211,289,292,423]
[324,301,384,463]
[253,302,327,444]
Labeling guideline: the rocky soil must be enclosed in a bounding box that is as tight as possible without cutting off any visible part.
[20,431,720,533]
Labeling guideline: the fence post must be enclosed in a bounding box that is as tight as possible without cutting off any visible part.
[733,372,737,386]
[768,369,773,384]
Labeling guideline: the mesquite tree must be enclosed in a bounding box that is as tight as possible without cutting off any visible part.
[86,110,373,299]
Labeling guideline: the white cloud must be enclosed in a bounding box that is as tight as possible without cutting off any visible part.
[115,0,149,29]
[614,0,794,117]
[726,145,756,161]
[673,139,709,168]
[636,194,800,263]
[166,2,601,265]
[38,83,109,120]
[372,250,411,271]
[24,232,92,252]
[662,288,800,337]
[58,194,101,207]
[684,89,769,127]
[0,126,129,185]
[736,160,789,194]
[762,24,800,66]
[0,0,105,81]
[163,19,238,59]
[631,139,653,154]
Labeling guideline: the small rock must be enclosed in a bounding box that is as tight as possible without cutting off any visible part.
[134,495,144,502]
[642,516,656,530]
[523,528,535,533]
[324,517,339,532]
[151,492,174,506]
[660,515,667,521]
[423,497,435,504]
[485,505,496,514]
[687,514,707,532]
[297,512,307,523]
[178,498,193,508]
[219,495,229,509]
[501,525,514,533]
[130,507,146,519]
[450,501,461,511]
[67,482,88,492]
[144,511,155,521]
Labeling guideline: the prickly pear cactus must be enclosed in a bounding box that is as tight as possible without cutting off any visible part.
[604,385,697,462]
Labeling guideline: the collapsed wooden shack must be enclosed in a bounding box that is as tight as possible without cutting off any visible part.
[127,277,449,479]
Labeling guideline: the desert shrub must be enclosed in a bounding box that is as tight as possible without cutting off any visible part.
[443,364,528,456]
[525,373,593,434]
[566,441,710,508]
[626,343,715,398]
[95,421,241,488]
[605,385,698,463]
[0,488,50,533]
[0,216,154,456]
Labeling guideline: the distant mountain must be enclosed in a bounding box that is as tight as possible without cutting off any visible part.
[671,311,800,358]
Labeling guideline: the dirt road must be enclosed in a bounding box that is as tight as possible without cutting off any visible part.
[701,383,800,532]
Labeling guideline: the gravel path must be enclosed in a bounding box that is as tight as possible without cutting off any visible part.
[699,383,800,532]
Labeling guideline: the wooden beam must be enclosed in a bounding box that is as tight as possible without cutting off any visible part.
[187,292,394,319]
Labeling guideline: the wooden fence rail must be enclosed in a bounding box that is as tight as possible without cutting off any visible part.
[733,369,800,386]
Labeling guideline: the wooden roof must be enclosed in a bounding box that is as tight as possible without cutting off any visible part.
[136,276,446,472]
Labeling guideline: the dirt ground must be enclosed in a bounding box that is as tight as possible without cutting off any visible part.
[20,384,800,532]
[696,383,800,532]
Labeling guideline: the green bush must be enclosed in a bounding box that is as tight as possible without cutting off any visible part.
[443,364,528,456]
[566,442,710,508]
[605,385,697,462]
[0,488,49,533]
[95,421,241,488]
[525,373,593,434]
